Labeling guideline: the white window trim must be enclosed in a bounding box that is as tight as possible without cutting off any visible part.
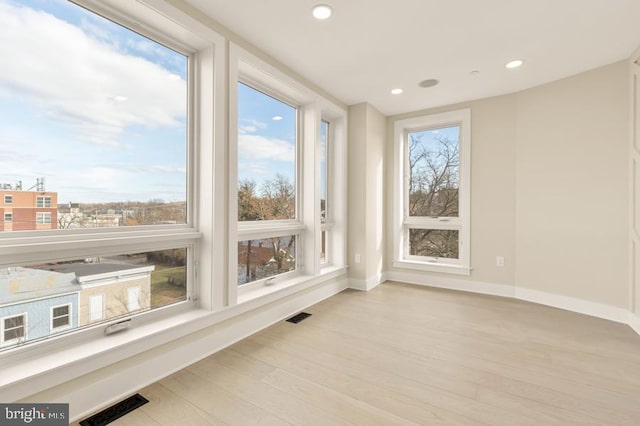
[50,304,72,332]
[0,0,349,406]
[0,0,221,374]
[1,313,27,347]
[393,108,471,275]
[228,43,347,304]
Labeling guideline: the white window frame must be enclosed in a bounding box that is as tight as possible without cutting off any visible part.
[320,119,331,265]
[393,109,471,275]
[50,304,72,332]
[35,212,51,225]
[4,195,12,205]
[4,213,12,222]
[0,0,221,377]
[229,43,347,302]
[1,313,27,347]
[36,196,51,208]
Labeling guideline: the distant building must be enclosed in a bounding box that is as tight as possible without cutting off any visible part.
[0,262,154,349]
[0,184,58,231]
[45,263,154,326]
[0,267,79,349]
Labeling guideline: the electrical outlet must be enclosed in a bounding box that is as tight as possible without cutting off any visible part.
[496,256,505,267]
[354,253,361,264]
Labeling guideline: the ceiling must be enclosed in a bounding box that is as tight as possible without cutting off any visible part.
[184,0,640,116]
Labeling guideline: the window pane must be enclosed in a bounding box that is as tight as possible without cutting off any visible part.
[237,82,296,221]
[53,306,68,317]
[408,126,459,217]
[4,327,25,341]
[0,0,188,231]
[320,230,327,264]
[52,316,69,329]
[409,229,459,259]
[5,316,24,328]
[320,120,328,223]
[0,248,187,350]
[237,236,296,285]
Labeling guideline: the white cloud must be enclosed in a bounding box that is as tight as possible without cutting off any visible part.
[238,134,295,162]
[238,119,267,135]
[0,2,186,147]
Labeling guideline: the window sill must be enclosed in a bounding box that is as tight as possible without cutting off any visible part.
[237,265,347,305]
[393,259,471,276]
[0,266,348,402]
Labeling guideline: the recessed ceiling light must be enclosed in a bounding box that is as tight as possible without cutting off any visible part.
[418,79,439,88]
[312,4,333,20]
[272,116,283,121]
[391,88,403,95]
[470,70,480,76]
[505,59,524,69]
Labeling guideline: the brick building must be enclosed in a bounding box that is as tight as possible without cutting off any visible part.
[0,188,58,231]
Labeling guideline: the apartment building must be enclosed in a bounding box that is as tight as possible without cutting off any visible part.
[0,187,57,231]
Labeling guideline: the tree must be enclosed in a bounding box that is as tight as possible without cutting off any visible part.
[237,175,296,283]
[408,134,460,258]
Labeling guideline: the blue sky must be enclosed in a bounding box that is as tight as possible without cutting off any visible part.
[410,125,460,154]
[237,82,296,190]
[0,0,187,203]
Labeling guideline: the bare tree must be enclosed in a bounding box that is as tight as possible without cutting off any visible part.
[237,175,296,284]
[408,134,460,258]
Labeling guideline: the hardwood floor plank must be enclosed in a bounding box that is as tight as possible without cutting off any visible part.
[76,281,640,425]
[229,340,482,425]
[186,356,353,426]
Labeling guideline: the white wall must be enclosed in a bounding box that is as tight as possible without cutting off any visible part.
[385,61,630,312]
[515,61,629,308]
[386,95,518,287]
[629,46,640,325]
[348,103,386,289]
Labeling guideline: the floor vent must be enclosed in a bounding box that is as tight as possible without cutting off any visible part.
[286,312,312,324]
[80,393,149,426]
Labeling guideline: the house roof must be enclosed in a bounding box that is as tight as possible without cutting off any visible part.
[0,267,77,305]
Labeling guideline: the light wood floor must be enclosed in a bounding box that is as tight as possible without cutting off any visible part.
[94,282,640,425]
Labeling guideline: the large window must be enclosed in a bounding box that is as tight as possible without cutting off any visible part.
[0,0,188,231]
[320,119,330,264]
[393,109,471,274]
[0,0,199,352]
[237,82,297,222]
[236,81,300,288]
[230,44,347,297]
[0,248,188,349]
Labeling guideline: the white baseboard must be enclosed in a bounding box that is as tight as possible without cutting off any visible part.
[629,312,640,336]
[385,270,640,336]
[385,271,515,298]
[348,272,386,291]
[514,287,629,324]
[44,278,347,423]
